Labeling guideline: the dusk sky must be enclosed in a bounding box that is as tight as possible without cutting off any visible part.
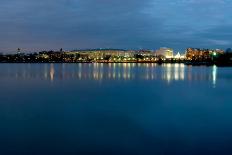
[1,0,232,53]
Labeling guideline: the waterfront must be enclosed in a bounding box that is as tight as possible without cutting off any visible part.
[0,63,232,154]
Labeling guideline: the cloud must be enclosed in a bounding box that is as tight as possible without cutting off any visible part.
[0,0,232,53]
[207,39,231,46]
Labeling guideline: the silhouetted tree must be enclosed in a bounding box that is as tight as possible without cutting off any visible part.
[225,48,232,53]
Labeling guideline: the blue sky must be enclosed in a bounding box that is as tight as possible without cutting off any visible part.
[0,0,232,53]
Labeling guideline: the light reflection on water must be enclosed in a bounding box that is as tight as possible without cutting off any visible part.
[1,63,232,155]
[0,63,219,85]
[212,65,217,88]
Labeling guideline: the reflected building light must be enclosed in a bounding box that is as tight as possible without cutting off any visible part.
[145,73,150,80]
[180,64,185,68]
[113,72,116,79]
[44,64,48,80]
[93,72,100,81]
[151,74,154,80]
[108,73,111,79]
[180,65,185,80]
[78,63,83,70]
[99,64,104,79]
[132,63,136,68]
[151,67,154,80]
[93,73,96,79]
[93,63,100,80]
[78,72,82,79]
[146,67,153,80]
[78,63,83,79]
[166,63,172,68]
[118,72,121,79]
[123,72,127,80]
[123,63,127,69]
[94,73,98,80]
[108,63,112,68]
[146,63,149,68]
[174,73,179,80]
[212,65,217,88]
[93,62,98,68]
[50,64,55,82]
[151,63,156,68]
[166,72,171,83]
[174,64,179,80]
[93,68,104,80]
[11,63,189,82]
[112,67,116,79]
[187,66,192,81]
[161,63,186,83]
[127,73,131,79]
[166,64,172,83]
[100,73,103,80]
[174,63,179,68]
[100,63,104,68]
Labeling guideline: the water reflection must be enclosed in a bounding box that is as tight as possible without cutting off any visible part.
[161,64,185,83]
[0,63,221,86]
[50,64,55,82]
[212,65,217,88]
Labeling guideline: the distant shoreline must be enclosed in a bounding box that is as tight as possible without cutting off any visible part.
[1,48,232,66]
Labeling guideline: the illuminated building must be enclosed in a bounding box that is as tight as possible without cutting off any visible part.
[186,48,224,61]
[174,52,185,60]
[186,48,210,61]
[155,48,174,59]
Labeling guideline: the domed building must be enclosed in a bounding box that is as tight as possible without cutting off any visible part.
[155,48,174,59]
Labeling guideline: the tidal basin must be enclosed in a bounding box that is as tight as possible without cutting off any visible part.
[0,63,231,155]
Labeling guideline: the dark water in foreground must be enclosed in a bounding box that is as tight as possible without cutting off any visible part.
[0,63,232,155]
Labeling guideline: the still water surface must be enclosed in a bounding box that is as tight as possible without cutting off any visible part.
[0,63,232,155]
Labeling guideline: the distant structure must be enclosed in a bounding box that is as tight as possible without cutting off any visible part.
[66,49,132,61]
[186,48,224,61]
[0,47,228,64]
[17,48,21,54]
[155,47,174,59]
[174,52,185,60]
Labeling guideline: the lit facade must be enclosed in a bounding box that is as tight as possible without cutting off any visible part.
[155,48,174,59]
[186,48,224,61]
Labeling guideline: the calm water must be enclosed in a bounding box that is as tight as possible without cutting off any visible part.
[0,63,232,155]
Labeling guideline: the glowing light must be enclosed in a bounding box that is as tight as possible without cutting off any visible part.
[50,64,55,82]
[212,65,217,88]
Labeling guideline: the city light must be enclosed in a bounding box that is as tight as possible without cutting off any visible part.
[0,47,231,66]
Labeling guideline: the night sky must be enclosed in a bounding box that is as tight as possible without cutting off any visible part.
[1,0,232,53]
